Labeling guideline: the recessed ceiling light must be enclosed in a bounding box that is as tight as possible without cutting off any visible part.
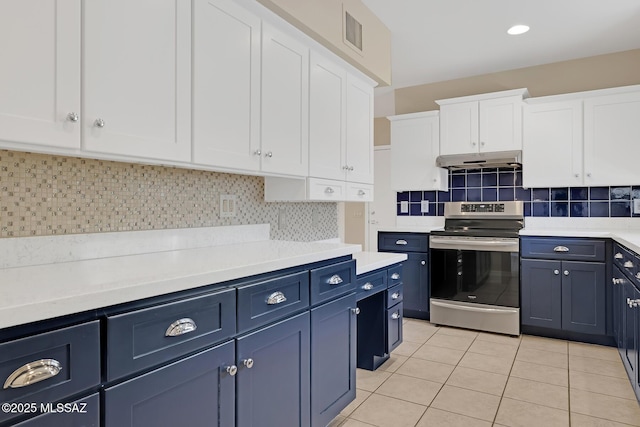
[507,24,530,35]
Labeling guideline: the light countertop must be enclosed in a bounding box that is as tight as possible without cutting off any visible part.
[352,251,408,275]
[0,239,360,330]
[520,228,640,254]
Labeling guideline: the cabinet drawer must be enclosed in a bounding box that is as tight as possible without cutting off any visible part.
[237,271,310,333]
[613,243,640,282]
[308,178,346,201]
[310,260,356,305]
[387,284,404,308]
[0,321,100,425]
[378,232,429,253]
[346,183,373,202]
[355,270,386,301]
[387,302,403,353]
[12,393,99,427]
[521,237,605,262]
[107,288,235,381]
[387,264,403,287]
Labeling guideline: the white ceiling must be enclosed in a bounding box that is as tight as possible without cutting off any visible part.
[362,0,640,90]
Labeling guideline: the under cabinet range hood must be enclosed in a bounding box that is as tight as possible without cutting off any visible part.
[436,151,522,170]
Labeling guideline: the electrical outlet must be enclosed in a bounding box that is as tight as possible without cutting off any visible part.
[421,201,429,213]
[220,195,237,218]
[400,201,409,213]
[634,198,640,215]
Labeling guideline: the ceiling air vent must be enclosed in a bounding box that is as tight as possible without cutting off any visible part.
[344,10,363,53]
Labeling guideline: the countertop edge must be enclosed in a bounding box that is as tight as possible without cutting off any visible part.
[352,252,408,275]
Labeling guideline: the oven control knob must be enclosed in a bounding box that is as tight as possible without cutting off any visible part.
[554,270,559,275]
[421,260,426,265]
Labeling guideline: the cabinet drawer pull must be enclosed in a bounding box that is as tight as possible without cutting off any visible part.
[391,273,400,280]
[325,187,335,194]
[391,292,400,300]
[328,274,344,285]
[357,189,366,196]
[362,283,373,291]
[615,253,623,259]
[553,246,569,252]
[242,358,254,369]
[395,239,408,245]
[391,312,400,320]
[266,291,287,305]
[165,318,197,337]
[3,359,62,389]
[225,365,238,376]
[636,273,640,280]
[624,261,634,268]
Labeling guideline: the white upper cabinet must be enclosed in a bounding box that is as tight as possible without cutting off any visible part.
[522,100,583,188]
[0,0,81,150]
[192,0,261,171]
[345,75,375,185]
[261,22,309,177]
[309,53,347,181]
[584,90,640,186]
[388,112,448,191]
[438,89,528,156]
[82,0,191,162]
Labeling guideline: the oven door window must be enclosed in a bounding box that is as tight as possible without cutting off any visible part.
[431,249,519,308]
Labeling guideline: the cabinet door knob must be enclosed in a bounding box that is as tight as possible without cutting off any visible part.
[349,166,354,171]
[586,173,592,178]
[264,151,273,158]
[480,142,485,147]
[574,174,579,178]
[563,270,569,276]
[554,270,559,275]
[94,118,105,128]
[253,149,261,156]
[325,187,335,194]
[342,165,349,170]
[471,142,477,146]
[242,358,254,369]
[66,112,79,122]
[225,365,238,376]
[421,260,426,265]
[351,307,360,315]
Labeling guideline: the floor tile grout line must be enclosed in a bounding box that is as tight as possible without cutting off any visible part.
[490,334,521,426]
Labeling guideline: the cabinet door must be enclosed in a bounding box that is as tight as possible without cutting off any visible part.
[402,253,430,317]
[390,114,448,191]
[192,0,261,170]
[561,261,606,335]
[310,293,357,427]
[387,302,403,353]
[622,280,639,390]
[521,259,562,329]
[613,267,626,349]
[479,96,522,152]
[0,0,80,149]
[345,74,374,184]
[236,311,310,427]
[584,91,640,186]
[309,53,347,181]
[522,100,583,188]
[439,101,479,155]
[104,341,235,427]
[83,0,191,162]
[261,23,309,176]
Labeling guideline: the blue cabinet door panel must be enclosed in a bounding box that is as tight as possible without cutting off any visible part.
[613,267,625,349]
[387,302,403,353]
[521,259,562,329]
[521,238,605,262]
[622,280,639,391]
[310,293,357,427]
[310,260,356,305]
[355,270,386,301]
[402,253,429,315]
[104,340,235,427]
[236,311,311,427]
[561,261,606,335]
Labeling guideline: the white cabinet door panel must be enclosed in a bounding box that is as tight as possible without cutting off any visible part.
[83,0,191,162]
[522,101,582,188]
[439,101,478,155]
[584,91,640,187]
[480,96,522,152]
[261,23,309,177]
[0,0,80,149]
[192,0,261,170]
[345,75,374,184]
[309,53,347,181]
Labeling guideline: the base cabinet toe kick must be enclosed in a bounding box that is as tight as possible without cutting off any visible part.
[0,256,359,427]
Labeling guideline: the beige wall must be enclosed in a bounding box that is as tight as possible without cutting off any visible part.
[395,49,640,114]
[374,117,390,146]
[343,201,365,246]
[257,0,391,85]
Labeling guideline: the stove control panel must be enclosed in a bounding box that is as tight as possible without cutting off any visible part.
[460,203,505,213]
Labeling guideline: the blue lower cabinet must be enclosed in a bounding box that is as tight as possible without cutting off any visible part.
[402,253,430,318]
[613,267,625,349]
[310,293,357,427]
[521,259,562,329]
[622,279,640,393]
[387,302,403,353]
[561,261,606,335]
[236,312,310,427]
[12,393,99,427]
[104,340,235,427]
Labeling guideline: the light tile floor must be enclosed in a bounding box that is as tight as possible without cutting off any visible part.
[329,318,640,427]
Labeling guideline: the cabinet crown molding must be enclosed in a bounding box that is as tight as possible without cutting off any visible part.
[436,88,529,106]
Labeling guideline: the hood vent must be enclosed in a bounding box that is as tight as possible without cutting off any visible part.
[436,151,522,170]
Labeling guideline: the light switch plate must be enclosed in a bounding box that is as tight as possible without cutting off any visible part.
[220,194,237,218]
[400,201,409,213]
[421,201,429,213]
[633,198,640,215]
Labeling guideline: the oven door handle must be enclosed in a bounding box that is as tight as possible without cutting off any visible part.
[429,237,518,252]
[431,299,519,314]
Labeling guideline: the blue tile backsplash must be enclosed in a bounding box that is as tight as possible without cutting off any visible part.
[397,167,640,218]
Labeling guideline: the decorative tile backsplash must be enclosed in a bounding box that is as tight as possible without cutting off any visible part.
[398,167,640,218]
[0,150,337,241]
